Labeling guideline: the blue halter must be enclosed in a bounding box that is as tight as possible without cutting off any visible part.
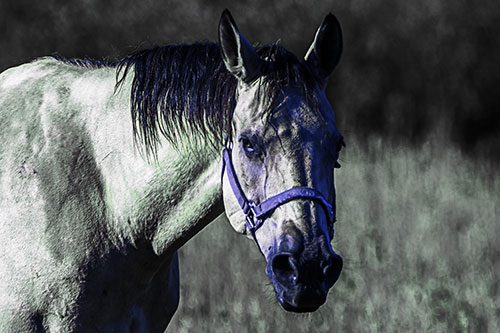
[221,141,336,241]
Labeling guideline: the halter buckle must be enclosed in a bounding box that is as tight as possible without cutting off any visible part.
[245,201,260,233]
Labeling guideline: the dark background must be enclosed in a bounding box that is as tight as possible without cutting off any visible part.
[1,0,498,331]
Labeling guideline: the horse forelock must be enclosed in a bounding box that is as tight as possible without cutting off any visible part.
[51,42,321,157]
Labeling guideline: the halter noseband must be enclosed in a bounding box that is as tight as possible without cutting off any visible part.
[221,140,336,243]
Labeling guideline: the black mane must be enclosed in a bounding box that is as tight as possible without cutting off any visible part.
[52,42,318,155]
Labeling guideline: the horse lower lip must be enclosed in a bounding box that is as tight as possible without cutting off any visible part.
[278,295,321,313]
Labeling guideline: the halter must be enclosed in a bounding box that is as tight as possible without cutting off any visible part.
[221,140,336,246]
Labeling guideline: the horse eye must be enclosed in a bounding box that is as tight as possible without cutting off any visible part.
[241,138,255,154]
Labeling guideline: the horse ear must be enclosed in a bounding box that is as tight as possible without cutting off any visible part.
[218,9,262,83]
[304,13,343,85]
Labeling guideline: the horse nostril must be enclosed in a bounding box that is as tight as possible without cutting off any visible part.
[271,254,298,286]
[323,254,343,288]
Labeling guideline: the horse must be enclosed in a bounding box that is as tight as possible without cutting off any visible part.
[0,9,344,332]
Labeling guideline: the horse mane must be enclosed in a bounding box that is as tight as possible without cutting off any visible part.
[51,42,318,156]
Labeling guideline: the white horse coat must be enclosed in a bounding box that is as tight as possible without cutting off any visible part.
[0,58,223,331]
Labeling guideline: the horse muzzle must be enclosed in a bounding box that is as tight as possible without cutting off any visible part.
[266,249,343,313]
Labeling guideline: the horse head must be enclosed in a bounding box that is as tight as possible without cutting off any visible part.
[219,10,344,313]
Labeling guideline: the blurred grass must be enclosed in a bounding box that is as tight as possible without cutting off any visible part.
[168,134,499,332]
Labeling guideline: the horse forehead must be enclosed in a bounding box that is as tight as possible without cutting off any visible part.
[235,84,335,136]
[270,95,336,142]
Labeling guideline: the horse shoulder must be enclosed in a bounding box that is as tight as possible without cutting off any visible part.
[0,58,127,328]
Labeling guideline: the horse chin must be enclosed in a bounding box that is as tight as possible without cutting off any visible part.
[278,295,323,313]
[273,284,328,313]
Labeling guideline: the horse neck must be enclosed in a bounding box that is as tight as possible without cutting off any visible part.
[147,144,224,257]
[85,70,224,258]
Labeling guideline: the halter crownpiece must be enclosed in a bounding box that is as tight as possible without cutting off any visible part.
[221,141,336,240]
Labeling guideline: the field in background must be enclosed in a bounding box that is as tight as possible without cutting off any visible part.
[169,135,499,332]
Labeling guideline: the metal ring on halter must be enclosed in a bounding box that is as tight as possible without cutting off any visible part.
[244,201,264,233]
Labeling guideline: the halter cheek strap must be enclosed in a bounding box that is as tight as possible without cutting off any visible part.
[221,145,336,241]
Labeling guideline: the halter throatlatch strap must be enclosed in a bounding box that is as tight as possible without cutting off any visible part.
[221,146,336,239]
